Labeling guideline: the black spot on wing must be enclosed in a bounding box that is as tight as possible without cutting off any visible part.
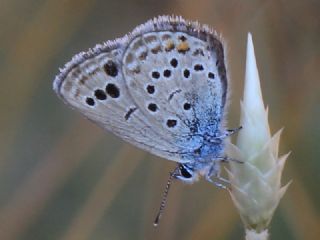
[125,107,137,120]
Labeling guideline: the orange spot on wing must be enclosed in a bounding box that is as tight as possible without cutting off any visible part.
[165,40,175,51]
[177,42,190,52]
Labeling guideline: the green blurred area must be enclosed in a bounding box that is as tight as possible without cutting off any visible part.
[0,0,319,239]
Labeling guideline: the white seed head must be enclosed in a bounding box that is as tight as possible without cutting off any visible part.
[227,33,291,233]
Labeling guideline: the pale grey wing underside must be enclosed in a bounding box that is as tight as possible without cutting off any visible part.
[53,16,228,163]
[54,48,183,162]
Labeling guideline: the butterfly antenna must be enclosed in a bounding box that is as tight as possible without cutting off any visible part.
[153,166,178,227]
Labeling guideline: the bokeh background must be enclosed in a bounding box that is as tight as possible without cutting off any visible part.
[1,0,319,239]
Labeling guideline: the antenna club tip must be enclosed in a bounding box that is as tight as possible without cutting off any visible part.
[153,213,161,227]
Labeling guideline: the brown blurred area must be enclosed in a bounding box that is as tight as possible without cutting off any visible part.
[0,0,319,239]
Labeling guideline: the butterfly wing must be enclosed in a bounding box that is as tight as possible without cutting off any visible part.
[53,16,228,163]
[54,44,182,161]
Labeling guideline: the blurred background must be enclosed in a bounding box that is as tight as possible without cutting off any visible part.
[0,0,319,239]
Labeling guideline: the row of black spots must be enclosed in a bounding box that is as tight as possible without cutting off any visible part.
[149,58,179,80]
[85,83,120,106]
[86,89,105,106]
[182,68,215,81]
[149,64,211,83]
[151,69,172,79]
[149,58,179,81]
[181,68,213,80]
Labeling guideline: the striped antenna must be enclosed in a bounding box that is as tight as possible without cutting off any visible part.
[153,166,179,226]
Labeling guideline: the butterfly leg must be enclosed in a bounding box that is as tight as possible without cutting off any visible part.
[205,176,228,189]
[205,161,230,189]
[217,126,243,139]
[214,156,244,164]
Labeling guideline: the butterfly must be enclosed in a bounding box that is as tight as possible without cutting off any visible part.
[53,15,241,225]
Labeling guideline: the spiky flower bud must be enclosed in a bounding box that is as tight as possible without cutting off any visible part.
[227,33,291,239]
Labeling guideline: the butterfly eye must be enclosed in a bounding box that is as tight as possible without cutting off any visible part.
[179,164,193,179]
